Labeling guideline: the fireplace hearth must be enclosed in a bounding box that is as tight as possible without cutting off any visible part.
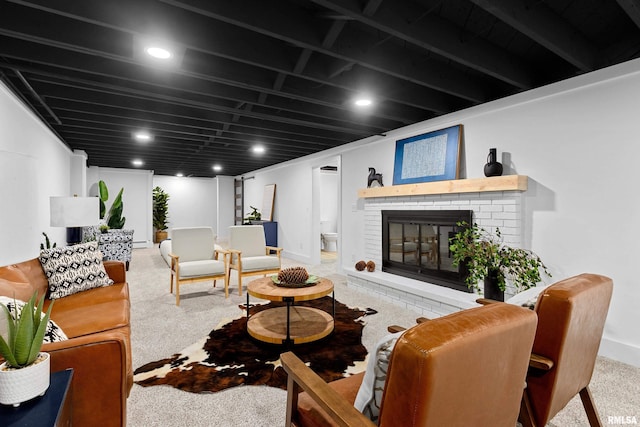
[382,210,473,292]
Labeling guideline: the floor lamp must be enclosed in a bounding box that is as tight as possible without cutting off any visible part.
[50,196,99,245]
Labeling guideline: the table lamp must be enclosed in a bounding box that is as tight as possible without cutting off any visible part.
[50,196,99,245]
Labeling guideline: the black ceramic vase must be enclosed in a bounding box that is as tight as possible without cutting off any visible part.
[483,268,505,302]
[484,148,503,177]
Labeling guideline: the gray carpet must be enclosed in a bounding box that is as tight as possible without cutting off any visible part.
[126,247,640,426]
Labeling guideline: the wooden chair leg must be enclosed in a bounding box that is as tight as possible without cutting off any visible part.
[518,391,536,427]
[170,271,174,293]
[579,386,603,427]
[238,274,243,296]
[176,281,180,306]
[285,373,301,426]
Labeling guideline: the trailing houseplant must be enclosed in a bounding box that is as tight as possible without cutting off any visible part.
[98,180,126,229]
[152,186,170,243]
[0,292,54,406]
[449,221,550,300]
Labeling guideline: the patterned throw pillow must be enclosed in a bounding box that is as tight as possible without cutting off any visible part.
[354,332,402,422]
[0,296,68,343]
[39,241,114,299]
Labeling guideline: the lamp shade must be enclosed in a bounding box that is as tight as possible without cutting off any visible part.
[50,196,98,227]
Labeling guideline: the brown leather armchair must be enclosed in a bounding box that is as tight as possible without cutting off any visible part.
[281,303,538,427]
[518,273,613,427]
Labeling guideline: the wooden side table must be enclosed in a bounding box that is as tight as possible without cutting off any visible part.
[246,277,334,345]
[0,369,73,426]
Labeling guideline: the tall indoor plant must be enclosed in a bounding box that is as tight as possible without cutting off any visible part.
[449,222,550,301]
[0,293,54,406]
[99,180,126,229]
[152,186,170,243]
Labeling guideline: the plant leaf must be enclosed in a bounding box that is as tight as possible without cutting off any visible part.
[107,188,125,228]
[0,334,17,367]
[111,188,123,209]
[98,180,109,201]
[0,303,17,365]
[27,300,53,364]
[13,295,35,366]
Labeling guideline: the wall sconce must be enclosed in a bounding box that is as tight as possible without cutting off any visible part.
[50,196,98,245]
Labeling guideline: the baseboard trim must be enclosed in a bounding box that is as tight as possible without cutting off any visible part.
[281,250,312,265]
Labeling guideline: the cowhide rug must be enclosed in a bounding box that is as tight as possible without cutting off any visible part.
[134,297,376,393]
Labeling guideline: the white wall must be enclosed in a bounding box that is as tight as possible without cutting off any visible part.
[0,81,72,263]
[216,176,235,241]
[152,175,218,236]
[239,58,640,367]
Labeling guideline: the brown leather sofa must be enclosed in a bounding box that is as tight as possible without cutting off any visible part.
[0,258,132,427]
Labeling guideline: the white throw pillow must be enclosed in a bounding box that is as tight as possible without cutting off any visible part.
[354,331,403,422]
[39,241,114,299]
[0,296,68,343]
[506,285,549,309]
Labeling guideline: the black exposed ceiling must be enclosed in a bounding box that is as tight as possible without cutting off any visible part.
[1,0,639,177]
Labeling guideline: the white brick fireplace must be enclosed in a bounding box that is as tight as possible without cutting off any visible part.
[347,176,527,318]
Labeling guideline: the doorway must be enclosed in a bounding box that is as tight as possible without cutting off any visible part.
[311,156,341,267]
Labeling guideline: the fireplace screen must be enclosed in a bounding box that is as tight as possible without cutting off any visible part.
[382,210,472,292]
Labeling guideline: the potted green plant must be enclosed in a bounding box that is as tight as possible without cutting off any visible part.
[243,206,261,224]
[152,186,170,243]
[98,180,126,229]
[39,232,56,250]
[0,293,54,406]
[449,222,550,301]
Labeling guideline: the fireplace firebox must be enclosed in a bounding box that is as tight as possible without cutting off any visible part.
[382,210,472,292]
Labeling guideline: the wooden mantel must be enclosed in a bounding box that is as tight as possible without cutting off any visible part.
[358,175,528,198]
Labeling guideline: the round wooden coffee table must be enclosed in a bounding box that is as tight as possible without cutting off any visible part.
[246,276,334,345]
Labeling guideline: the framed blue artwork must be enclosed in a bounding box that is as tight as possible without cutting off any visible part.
[392,125,462,185]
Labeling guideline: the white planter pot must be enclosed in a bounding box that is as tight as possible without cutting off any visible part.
[0,352,50,407]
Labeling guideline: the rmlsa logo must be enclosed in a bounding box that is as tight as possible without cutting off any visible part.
[608,416,638,425]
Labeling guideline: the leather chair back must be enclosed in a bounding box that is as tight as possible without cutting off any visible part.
[378,303,538,427]
[526,273,613,425]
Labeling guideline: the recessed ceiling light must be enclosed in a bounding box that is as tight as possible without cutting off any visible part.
[134,131,151,142]
[354,98,373,107]
[252,145,265,154]
[145,46,172,59]
[212,164,222,172]
[132,159,144,167]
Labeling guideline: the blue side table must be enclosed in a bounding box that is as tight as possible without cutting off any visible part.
[0,369,73,426]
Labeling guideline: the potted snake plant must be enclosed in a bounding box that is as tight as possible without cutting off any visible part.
[0,293,54,406]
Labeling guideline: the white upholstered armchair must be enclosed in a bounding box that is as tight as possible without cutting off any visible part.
[227,225,282,295]
[169,227,229,305]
